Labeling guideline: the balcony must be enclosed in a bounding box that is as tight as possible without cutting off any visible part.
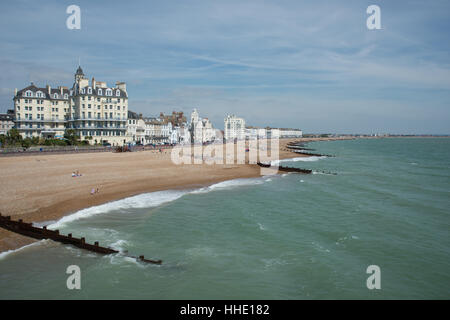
[15,119,67,123]
[68,117,127,122]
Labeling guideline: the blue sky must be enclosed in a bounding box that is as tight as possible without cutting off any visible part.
[0,0,449,133]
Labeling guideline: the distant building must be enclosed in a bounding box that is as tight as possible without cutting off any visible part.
[159,111,186,127]
[277,128,303,138]
[244,126,302,139]
[0,110,15,135]
[224,114,246,141]
[127,110,140,143]
[245,126,267,140]
[190,109,217,143]
[143,117,172,145]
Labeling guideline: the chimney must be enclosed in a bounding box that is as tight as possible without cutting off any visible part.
[46,85,51,95]
[116,81,126,92]
[59,86,63,95]
[14,88,17,96]
[92,77,96,89]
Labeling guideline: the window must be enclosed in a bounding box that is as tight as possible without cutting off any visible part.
[98,89,102,95]
[64,94,68,99]
[116,90,120,97]
[81,88,85,94]
[87,87,92,94]
[36,91,44,98]
[25,91,32,97]
[106,89,112,96]
[53,93,58,99]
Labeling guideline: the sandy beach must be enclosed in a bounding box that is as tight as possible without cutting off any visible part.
[0,137,350,252]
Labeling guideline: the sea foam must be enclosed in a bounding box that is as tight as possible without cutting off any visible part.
[0,239,55,260]
[48,190,188,229]
[271,156,326,166]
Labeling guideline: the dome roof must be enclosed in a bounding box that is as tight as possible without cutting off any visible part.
[75,66,84,75]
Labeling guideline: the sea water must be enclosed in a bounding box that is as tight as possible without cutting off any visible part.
[0,138,449,299]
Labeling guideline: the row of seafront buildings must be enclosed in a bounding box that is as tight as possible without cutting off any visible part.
[0,66,302,145]
[224,114,303,140]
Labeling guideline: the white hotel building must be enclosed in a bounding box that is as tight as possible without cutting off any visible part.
[13,66,130,145]
[224,114,246,141]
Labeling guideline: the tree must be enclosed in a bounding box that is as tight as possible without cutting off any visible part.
[21,138,31,149]
[64,129,79,145]
[0,134,6,148]
[6,128,22,146]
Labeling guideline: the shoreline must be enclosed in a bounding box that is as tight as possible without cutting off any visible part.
[0,137,351,253]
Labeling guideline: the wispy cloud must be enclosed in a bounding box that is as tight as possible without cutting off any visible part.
[0,0,449,133]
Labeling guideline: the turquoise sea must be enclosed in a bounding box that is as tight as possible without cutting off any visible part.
[0,138,449,299]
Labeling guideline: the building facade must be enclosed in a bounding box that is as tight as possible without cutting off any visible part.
[0,110,15,136]
[190,109,217,144]
[13,66,130,145]
[13,84,70,139]
[224,114,246,141]
[68,66,129,145]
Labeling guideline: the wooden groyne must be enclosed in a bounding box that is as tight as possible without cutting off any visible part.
[257,162,312,174]
[0,213,162,265]
[286,142,333,157]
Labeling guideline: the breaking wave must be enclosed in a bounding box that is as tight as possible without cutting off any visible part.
[49,190,188,229]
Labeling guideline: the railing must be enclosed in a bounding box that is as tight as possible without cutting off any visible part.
[0,144,175,156]
[68,117,127,121]
[0,145,113,156]
[16,127,65,131]
[15,119,67,123]
[69,126,126,130]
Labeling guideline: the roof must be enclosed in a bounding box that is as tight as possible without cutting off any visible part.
[74,86,127,98]
[15,84,70,100]
[76,66,84,75]
[128,111,139,119]
[0,113,14,121]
